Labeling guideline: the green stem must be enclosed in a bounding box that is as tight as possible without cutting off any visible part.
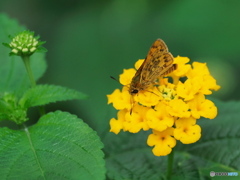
[22,55,45,115]
[166,148,174,180]
[22,55,36,87]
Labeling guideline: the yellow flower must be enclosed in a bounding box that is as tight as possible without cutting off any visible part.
[110,104,150,134]
[107,87,131,110]
[147,128,176,156]
[171,56,191,84]
[188,93,217,119]
[158,82,177,101]
[174,117,201,144]
[119,59,145,86]
[110,110,126,134]
[176,79,201,101]
[166,99,191,118]
[188,62,210,77]
[172,56,191,77]
[119,69,136,85]
[107,56,220,156]
[187,62,221,95]
[123,104,150,133]
[134,86,161,107]
[146,103,175,132]
[134,59,145,69]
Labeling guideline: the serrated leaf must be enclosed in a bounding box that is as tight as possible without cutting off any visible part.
[104,100,240,179]
[0,111,105,179]
[171,155,201,180]
[105,131,166,180]
[19,84,88,108]
[178,100,240,170]
[0,14,47,96]
[104,133,202,180]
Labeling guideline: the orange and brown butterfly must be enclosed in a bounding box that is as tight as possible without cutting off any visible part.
[129,39,177,95]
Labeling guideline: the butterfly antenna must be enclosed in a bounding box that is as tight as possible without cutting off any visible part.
[110,76,120,83]
[110,76,132,89]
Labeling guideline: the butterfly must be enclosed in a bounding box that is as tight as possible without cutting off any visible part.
[129,39,177,95]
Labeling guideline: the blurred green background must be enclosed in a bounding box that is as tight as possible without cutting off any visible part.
[1,0,239,133]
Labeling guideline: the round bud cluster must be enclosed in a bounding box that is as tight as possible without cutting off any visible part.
[4,30,46,57]
[9,31,38,56]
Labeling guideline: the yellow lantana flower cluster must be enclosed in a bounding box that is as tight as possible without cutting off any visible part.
[107,56,220,156]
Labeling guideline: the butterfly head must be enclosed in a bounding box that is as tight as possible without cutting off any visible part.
[130,89,139,95]
[129,82,142,95]
[129,80,150,95]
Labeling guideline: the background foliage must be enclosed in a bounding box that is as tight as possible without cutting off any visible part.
[1,0,239,132]
[0,0,240,179]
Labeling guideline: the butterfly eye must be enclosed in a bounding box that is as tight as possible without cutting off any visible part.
[131,89,138,94]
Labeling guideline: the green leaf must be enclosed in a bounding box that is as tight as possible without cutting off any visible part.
[104,100,240,179]
[0,111,105,179]
[104,132,166,180]
[19,84,88,108]
[177,100,240,177]
[104,133,201,180]
[0,14,47,96]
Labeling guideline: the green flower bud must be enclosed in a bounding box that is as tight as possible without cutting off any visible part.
[0,93,28,124]
[3,30,47,57]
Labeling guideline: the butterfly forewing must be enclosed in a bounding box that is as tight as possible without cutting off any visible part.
[129,39,176,95]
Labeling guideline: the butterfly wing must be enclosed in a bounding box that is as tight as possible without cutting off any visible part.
[140,39,175,83]
[130,39,176,94]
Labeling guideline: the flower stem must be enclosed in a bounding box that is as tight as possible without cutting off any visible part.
[22,55,45,115]
[166,148,174,180]
[22,55,36,87]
